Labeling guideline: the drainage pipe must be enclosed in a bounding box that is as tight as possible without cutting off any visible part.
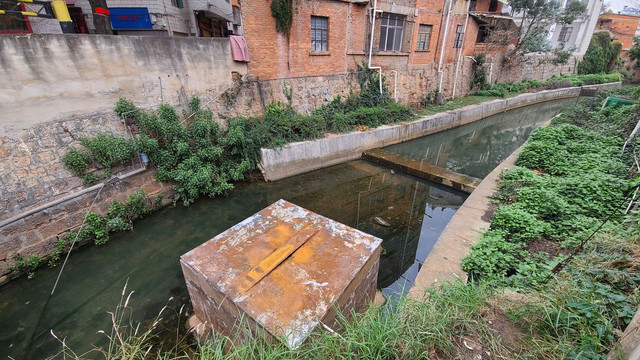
[437,0,454,96]
[0,166,147,229]
[367,0,384,94]
[390,70,398,100]
[452,5,470,99]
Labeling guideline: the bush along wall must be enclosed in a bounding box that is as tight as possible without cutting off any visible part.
[64,64,413,206]
[473,73,622,98]
[32,72,412,279]
[461,87,640,357]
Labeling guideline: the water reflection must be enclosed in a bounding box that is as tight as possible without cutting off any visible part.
[384,98,574,178]
[0,161,464,359]
[0,98,573,358]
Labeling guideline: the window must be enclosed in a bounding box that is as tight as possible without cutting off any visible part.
[558,26,573,43]
[488,0,498,12]
[379,13,406,52]
[416,24,433,51]
[171,0,183,8]
[0,3,31,33]
[469,0,477,11]
[453,25,464,48]
[476,25,490,43]
[311,16,328,52]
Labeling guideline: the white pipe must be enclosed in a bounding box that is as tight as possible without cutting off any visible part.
[489,62,493,84]
[367,0,384,94]
[452,5,471,99]
[437,0,454,95]
[390,70,398,100]
[0,166,147,229]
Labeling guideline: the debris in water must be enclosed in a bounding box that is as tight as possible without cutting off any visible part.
[390,170,395,174]
[428,194,442,199]
[387,206,394,210]
[374,217,391,227]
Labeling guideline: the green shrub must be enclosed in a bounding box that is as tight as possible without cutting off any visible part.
[107,217,132,233]
[63,148,91,176]
[82,173,99,185]
[80,134,136,170]
[80,212,109,245]
[127,189,150,218]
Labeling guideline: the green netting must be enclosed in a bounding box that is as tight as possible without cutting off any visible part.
[604,96,636,109]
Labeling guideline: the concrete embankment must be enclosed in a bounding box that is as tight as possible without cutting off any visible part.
[407,144,524,299]
[259,82,621,181]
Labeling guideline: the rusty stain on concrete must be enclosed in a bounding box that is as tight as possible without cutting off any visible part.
[180,199,382,349]
[362,148,482,194]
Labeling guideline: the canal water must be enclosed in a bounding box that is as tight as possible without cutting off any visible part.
[385,98,573,178]
[0,98,573,359]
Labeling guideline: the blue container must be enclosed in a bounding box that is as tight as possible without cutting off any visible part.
[140,153,149,164]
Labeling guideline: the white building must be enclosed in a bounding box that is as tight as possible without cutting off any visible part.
[504,0,602,56]
[547,0,603,55]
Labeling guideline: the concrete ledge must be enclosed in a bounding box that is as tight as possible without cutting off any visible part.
[407,144,525,299]
[259,82,621,181]
[362,149,481,194]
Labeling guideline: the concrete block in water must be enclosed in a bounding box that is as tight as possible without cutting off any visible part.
[363,149,482,194]
[180,199,383,349]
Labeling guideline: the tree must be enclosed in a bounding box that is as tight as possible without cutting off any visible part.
[628,37,640,68]
[578,32,622,74]
[508,0,587,54]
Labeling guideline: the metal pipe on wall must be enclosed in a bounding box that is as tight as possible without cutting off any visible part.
[452,3,471,99]
[437,0,454,97]
[368,0,384,94]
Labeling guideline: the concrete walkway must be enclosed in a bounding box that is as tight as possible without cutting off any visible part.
[408,145,525,300]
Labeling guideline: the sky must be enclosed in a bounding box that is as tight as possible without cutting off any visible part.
[608,0,637,12]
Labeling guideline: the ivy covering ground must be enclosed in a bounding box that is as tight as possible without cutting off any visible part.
[462,87,640,357]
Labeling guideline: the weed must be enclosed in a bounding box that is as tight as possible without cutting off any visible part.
[9,254,42,279]
[80,212,110,245]
[63,148,91,177]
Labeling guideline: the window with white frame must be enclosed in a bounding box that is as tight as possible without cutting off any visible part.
[311,16,328,52]
[558,26,572,43]
[379,13,405,52]
[416,24,433,50]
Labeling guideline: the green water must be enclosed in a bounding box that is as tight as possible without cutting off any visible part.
[385,98,574,178]
[0,161,466,359]
[0,98,573,359]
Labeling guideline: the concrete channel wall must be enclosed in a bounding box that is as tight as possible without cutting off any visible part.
[259,82,621,181]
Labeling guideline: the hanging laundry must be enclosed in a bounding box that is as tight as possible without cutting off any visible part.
[229,35,250,62]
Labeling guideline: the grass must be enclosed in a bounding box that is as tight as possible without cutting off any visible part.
[50,84,638,359]
[417,95,501,116]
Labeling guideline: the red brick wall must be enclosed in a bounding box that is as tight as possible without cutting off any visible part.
[408,0,444,66]
[598,14,640,50]
[242,0,369,79]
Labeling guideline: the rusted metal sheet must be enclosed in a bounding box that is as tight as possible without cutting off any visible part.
[180,199,383,349]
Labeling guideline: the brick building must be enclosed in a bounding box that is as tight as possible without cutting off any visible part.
[597,12,640,50]
[239,0,514,100]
